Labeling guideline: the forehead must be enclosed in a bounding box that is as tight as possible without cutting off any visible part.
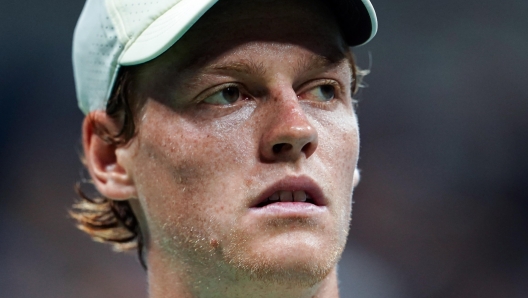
[134,0,348,80]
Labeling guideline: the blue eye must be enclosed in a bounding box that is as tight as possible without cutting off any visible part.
[306,85,335,102]
[203,86,241,105]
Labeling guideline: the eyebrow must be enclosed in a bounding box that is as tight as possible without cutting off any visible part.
[176,50,348,92]
[292,54,343,75]
[204,60,267,77]
[201,53,345,78]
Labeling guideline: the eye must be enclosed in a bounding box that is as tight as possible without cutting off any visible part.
[203,86,241,105]
[304,84,335,102]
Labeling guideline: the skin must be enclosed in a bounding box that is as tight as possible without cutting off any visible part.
[83,0,361,297]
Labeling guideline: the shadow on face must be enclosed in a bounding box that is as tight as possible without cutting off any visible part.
[109,0,360,293]
[132,0,350,104]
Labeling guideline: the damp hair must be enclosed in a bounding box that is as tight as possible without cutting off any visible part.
[69,48,367,271]
[70,68,148,269]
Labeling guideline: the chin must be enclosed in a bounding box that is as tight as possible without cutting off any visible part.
[222,230,346,287]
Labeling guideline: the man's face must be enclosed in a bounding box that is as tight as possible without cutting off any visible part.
[121,0,359,285]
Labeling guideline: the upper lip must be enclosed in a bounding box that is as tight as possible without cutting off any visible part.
[250,175,327,208]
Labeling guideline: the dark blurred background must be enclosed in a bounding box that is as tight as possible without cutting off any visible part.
[1,0,527,297]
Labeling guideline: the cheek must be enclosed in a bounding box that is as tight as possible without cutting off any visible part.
[314,108,359,182]
[130,104,257,246]
[312,109,359,226]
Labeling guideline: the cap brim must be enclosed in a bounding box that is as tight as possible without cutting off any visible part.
[119,0,218,66]
[119,0,377,66]
[338,0,378,46]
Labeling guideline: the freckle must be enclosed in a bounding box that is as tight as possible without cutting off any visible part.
[210,239,219,248]
[244,178,252,187]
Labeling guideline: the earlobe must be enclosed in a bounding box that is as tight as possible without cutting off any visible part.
[83,111,137,200]
[353,168,361,188]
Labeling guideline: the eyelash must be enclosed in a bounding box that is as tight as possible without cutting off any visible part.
[196,83,250,104]
[196,79,343,106]
[298,79,341,104]
[300,78,340,92]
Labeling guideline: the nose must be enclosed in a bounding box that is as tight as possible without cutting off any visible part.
[259,95,318,162]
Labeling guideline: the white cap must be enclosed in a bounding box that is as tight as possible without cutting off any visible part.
[73,0,377,114]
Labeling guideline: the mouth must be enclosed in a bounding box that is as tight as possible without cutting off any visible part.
[250,176,327,209]
[255,190,317,207]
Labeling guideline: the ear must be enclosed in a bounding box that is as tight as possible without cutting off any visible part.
[353,168,361,188]
[82,110,137,200]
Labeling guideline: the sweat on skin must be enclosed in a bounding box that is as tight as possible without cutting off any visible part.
[82,0,363,297]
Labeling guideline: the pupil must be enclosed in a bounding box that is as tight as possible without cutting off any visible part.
[320,85,334,100]
[222,87,240,103]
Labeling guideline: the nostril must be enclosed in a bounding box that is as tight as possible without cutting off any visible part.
[272,143,292,154]
[301,143,312,153]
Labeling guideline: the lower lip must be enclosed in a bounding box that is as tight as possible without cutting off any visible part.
[249,202,326,216]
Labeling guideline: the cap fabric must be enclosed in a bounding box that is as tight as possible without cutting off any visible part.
[73,0,377,114]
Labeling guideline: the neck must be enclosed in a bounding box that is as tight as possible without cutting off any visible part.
[146,248,340,298]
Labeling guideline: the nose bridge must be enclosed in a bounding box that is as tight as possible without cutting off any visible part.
[259,87,319,162]
[274,90,306,124]
[268,85,312,134]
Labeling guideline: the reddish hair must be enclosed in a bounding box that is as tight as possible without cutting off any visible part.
[70,48,367,270]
